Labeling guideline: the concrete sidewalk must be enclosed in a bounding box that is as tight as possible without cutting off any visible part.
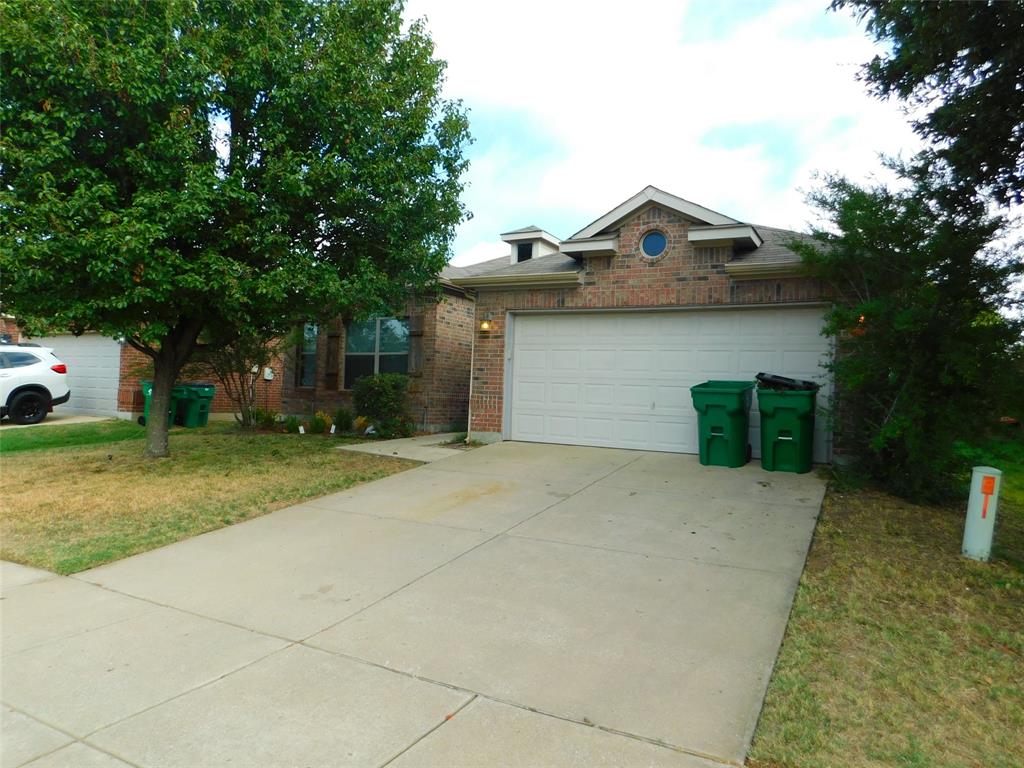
[336,432,468,463]
[1,442,825,768]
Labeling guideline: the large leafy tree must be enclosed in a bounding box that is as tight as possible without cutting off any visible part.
[794,168,1023,501]
[1,0,469,456]
[833,0,1024,205]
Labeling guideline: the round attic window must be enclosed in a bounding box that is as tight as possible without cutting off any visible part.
[641,230,667,259]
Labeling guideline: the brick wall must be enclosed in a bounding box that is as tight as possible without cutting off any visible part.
[468,204,826,435]
[0,317,22,342]
[279,289,474,431]
[417,292,474,430]
[117,344,284,417]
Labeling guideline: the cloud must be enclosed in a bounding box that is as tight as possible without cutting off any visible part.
[407,0,922,263]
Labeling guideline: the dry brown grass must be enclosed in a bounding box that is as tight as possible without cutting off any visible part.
[748,484,1024,768]
[0,426,414,574]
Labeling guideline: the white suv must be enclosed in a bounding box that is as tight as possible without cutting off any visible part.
[0,344,71,425]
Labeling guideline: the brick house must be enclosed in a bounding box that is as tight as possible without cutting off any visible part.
[278,281,475,432]
[445,186,833,462]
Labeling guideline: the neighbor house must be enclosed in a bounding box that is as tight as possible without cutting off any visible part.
[445,186,832,461]
[2,317,281,420]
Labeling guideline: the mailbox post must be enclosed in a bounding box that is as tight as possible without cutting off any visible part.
[962,466,1002,562]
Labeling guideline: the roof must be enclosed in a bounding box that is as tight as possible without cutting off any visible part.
[567,185,738,241]
[728,226,813,265]
[444,251,580,288]
[444,191,814,289]
[500,225,543,235]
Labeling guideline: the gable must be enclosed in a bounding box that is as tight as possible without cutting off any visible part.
[569,186,738,241]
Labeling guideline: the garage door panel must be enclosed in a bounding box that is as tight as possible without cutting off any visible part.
[655,385,689,411]
[547,415,579,438]
[737,349,776,373]
[580,417,615,440]
[657,350,692,374]
[583,349,616,371]
[583,384,614,406]
[617,385,652,408]
[509,309,831,462]
[514,381,546,404]
[550,383,579,404]
[618,350,653,371]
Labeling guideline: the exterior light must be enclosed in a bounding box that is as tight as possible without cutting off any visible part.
[479,312,493,331]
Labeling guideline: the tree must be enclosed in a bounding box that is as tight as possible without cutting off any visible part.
[183,328,291,428]
[793,167,1023,501]
[833,0,1024,205]
[0,0,470,456]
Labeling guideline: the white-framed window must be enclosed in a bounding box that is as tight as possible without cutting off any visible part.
[344,317,409,389]
[640,230,667,259]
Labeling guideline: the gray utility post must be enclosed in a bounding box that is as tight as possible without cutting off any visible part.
[962,466,1002,562]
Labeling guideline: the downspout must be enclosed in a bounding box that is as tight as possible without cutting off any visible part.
[465,291,478,444]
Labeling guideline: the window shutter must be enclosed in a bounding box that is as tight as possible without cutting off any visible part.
[324,330,341,390]
[408,312,424,375]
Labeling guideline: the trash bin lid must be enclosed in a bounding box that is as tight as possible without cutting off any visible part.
[755,372,819,391]
[690,380,755,394]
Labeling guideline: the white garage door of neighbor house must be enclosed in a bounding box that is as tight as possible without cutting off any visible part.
[509,308,832,463]
[29,334,122,417]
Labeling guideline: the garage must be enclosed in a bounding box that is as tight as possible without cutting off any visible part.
[28,333,122,417]
[507,307,831,462]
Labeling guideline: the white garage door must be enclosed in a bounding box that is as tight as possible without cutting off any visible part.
[29,334,122,417]
[508,308,831,462]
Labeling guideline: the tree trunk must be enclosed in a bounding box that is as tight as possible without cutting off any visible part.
[144,319,203,458]
[145,354,179,458]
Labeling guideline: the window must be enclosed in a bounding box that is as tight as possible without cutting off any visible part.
[296,323,318,387]
[516,242,533,263]
[344,317,409,389]
[641,230,667,258]
[5,351,41,368]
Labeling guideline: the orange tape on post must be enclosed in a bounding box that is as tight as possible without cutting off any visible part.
[981,475,996,518]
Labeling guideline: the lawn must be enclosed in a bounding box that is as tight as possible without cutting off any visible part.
[749,434,1024,768]
[0,421,415,574]
[2,418,160,453]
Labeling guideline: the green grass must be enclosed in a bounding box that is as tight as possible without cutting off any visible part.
[749,434,1024,768]
[0,422,414,574]
[0,418,150,453]
[957,431,1024,507]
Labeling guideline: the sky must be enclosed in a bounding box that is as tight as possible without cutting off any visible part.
[402,0,923,267]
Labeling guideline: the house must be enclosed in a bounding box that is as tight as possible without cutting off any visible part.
[1,317,282,420]
[278,281,475,431]
[445,186,832,461]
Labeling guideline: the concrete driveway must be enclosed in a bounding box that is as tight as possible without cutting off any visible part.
[1,442,825,768]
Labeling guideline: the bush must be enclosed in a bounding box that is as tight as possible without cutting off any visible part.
[283,415,301,434]
[309,410,332,434]
[353,415,372,434]
[352,373,413,438]
[334,406,354,433]
[795,171,1023,501]
[249,407,279,430]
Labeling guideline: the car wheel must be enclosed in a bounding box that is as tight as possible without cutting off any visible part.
[9,391,48,425]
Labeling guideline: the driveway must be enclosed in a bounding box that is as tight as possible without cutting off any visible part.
[1,442,825,768]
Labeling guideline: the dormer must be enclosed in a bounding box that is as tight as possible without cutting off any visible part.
[500,226,562,265]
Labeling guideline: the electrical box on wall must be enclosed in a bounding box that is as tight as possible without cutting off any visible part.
[263,366,274,381]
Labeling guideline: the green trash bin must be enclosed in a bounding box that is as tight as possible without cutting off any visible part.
[690,380,754,468]
[175,382,216,428]
[140,380,187,427]
[757,387,818,473]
